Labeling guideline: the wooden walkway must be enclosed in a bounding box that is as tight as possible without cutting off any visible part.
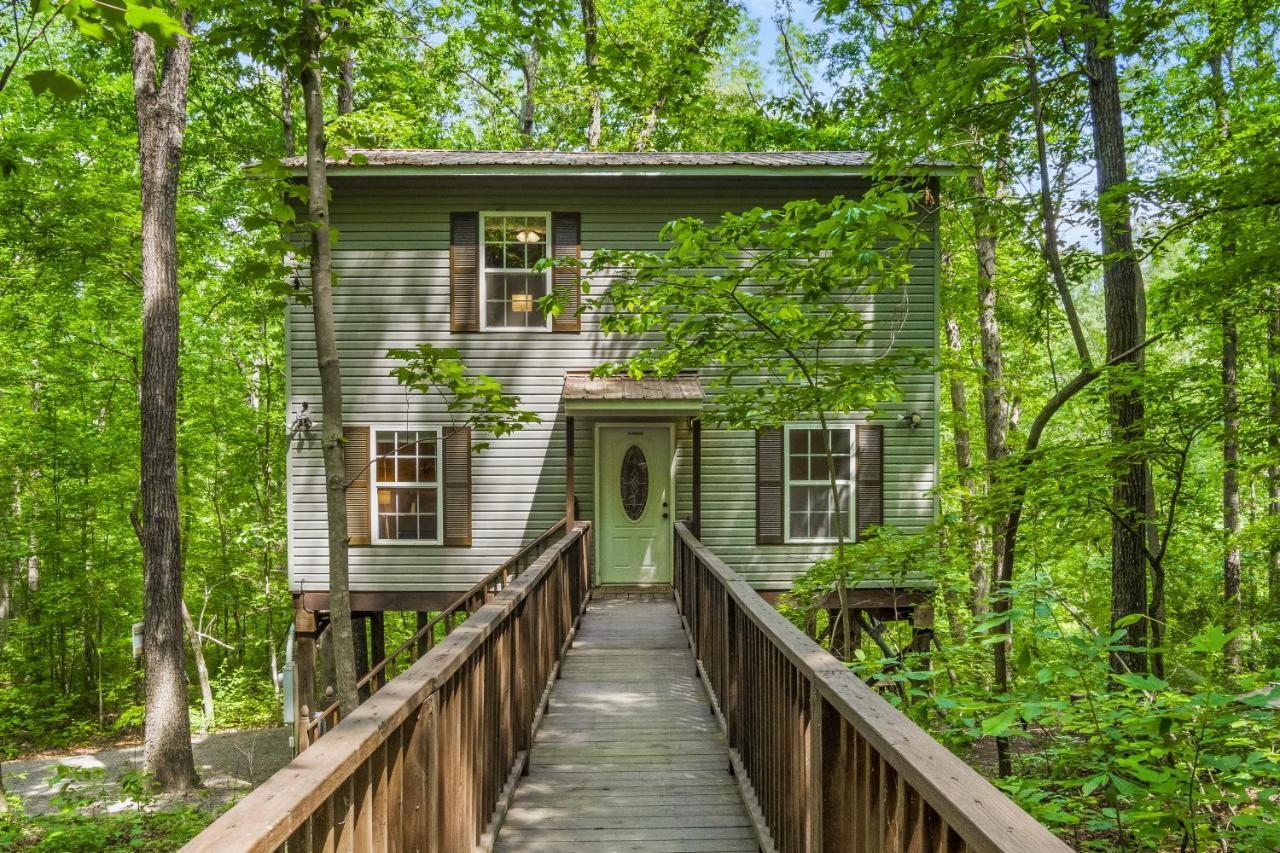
[494,590,758,852]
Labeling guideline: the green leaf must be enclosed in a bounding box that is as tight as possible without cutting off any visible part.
[1114,673,1169,691]
[124,2,188,42]
[981,706,1020,737]
[25,69,85,100]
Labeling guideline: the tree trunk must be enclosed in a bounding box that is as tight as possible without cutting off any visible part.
[945,316,985,618]
[337,43,354,115]
[581,0,601,149]
[133,11,198,792]
[1222,311,1241,671]
[1084,0,1148,674]
[971,169,1016,777]
[519,43,539,142]
[1265,298,1280,644]
[182,601,215,733]
[301,0,359,716]
[1019,15,1091,367]
[971,170,1010,621]
[281,68,296,158]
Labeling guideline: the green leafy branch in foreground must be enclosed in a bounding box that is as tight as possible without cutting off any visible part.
[388,345,541,450]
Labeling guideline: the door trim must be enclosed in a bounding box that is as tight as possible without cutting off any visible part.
[592,421,677,584]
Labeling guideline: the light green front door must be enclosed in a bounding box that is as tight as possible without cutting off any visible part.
[597,425,672,584]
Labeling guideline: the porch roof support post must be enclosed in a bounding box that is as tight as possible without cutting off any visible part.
[692,417,702,536]
[566,415,576,526]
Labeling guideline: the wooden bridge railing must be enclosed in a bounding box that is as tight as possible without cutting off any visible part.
[673,522,1071,853]
[302,519,569,746]
[184,522,592,853]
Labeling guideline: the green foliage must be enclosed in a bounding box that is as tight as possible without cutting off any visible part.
[0,798,217,852]
[577,189,932,429]
[208,667,281,731]
[388,345,541,447]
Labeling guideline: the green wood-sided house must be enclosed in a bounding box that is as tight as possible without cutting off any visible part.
[284,150,941,640]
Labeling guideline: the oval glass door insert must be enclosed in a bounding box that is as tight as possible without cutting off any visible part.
[620,445,649,520]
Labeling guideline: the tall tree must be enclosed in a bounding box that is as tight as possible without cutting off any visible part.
[300,0,358,715]
[132,8,198,791]
[1083,0,1150,674]
[581,0,601,149]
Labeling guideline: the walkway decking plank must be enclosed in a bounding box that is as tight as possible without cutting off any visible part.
[493,596,758,853]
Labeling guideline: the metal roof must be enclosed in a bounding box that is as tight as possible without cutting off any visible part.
[281,149,954,174]
[563,371,704,401]
[563,371,704,414]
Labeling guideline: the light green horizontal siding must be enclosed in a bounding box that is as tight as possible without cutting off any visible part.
[287,175,937,595]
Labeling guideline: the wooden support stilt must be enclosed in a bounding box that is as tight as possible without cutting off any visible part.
[352,614,369,701]
[415,611,431,657]
[369,611,385,687]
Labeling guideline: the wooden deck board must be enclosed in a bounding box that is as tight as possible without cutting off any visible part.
[493,597,758,853]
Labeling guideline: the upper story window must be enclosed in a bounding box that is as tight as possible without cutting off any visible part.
[372,429,442,543]
[785,426,853,543]
[481,212,551,330]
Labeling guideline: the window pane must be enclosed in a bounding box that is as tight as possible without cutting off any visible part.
[486,272,548,328]
[396,457,415,482]
[376,434,394,456]
[833,452,851,480]
[789,511,809,540]
[810,453,829,482]
[830,429,851,455]
[417,457,437,482]
[399,514,419,539]
[789,429,807,454]
[376,457,395,481]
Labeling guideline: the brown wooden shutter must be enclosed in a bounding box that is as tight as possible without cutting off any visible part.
[343,425,371,546]
[756,428,784,545]
[551,212,582,333]
[450,212,479,332]
[443,426,472,546]
[855,424,884,541]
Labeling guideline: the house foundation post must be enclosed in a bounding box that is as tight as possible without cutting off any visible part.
[416,611,432,656]
[370,611,385,687]
[353,613,369,700]
[910,604,935,670]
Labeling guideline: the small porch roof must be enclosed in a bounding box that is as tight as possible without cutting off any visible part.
[562,371,704,415]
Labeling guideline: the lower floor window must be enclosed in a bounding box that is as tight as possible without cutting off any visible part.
[786,426,853,542]
[374,430,440,542]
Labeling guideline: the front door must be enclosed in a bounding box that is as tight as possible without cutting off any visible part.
[597,425,672,584]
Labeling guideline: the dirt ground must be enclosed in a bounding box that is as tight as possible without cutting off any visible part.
[1,727,292,815]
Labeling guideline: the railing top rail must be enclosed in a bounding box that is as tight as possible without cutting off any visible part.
[343,518,568,700]
[674,522,1071,853]
[183,522,589,853]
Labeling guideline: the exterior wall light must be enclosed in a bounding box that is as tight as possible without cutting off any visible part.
[900,411,923,429]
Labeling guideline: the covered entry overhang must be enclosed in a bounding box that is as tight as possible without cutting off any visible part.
[561,371,706,583]
[561,370,705,417]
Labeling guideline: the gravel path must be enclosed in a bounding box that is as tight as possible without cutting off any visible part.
[2,727,292,815]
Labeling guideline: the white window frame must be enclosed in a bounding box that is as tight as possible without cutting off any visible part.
[783,423,856,545]
[479,211,553,332]
[369,426,444,546]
